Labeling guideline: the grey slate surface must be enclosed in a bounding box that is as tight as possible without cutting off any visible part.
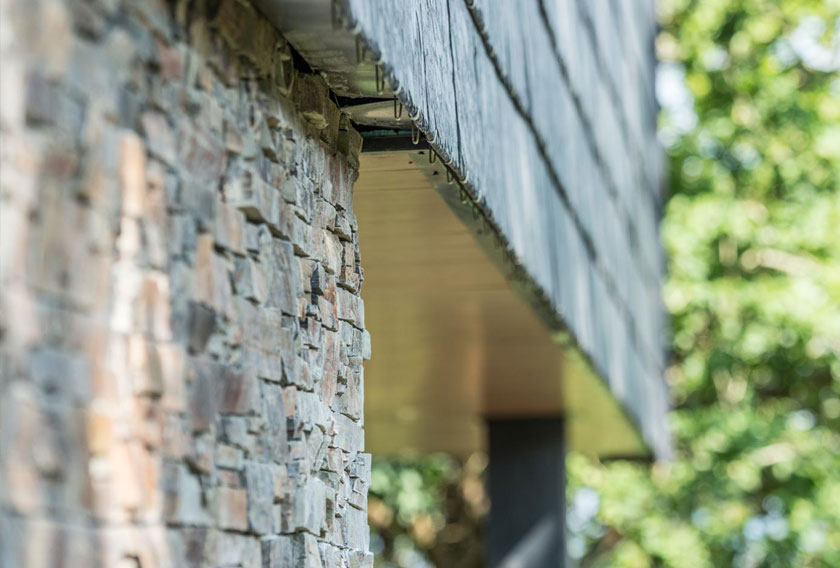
[342,0,670,457]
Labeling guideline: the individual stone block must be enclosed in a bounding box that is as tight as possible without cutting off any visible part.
[338,128,363,170]
[0,518,102,568]
[233,256,268,304]
[326,158,354,212]
[184,301,216,354]
[321,242,338,291]
[287,441,310,478]
[214,0,278,77]
[339,240,360,292]
[120,130,147,217]
[211,486,248,531]
[157,39,186,81]
[272,463,289,499]
[135,271,174,341]
[194,234,233,316]
[178,124,226,188]
[28,346,91,404]
[313,200,337,234]
[243,221,263,254]
[167,213,198,260]
[244,461,275,534]
[258,118,279,162]
[347,478,366,511]
[223,160,294,238]
[126,334,164,396]
[323,449,343,475]
[0,383,49,514]
[320,542,343,568]
[23,72,61,127]
[336,364,362,421]
[336,288,363,328]
[288,390,330,438]
[26,187,106,309]
[143,178,171,269]
[260,237,300,315]
[349,453,371,481]
[305,426,328,473]
[347,550,375,568]
[188,356,261,432]
[140,111,177,166]
[318,296,338,332]
[309,261,327,297]
[215,443,243,470]
[205,529,262,567]
[126,0,171,40]
[235,299,297,383]
[333,413,363,455]
[317,331,340,407]
[165,527,209,568]
[192,90,225,138]
[290,212,316,258]
[156,343,187,412]
[342,505,369,551]
[296,533,325,568]
[187,358,218,432]
[320,102,342,150]
[361,331,372,361]
[219,366,261,415]
[182,179,219,232]
[301,316,323,350]
[262,535,295,568]
[161,413,190,460]
[0,204,29,287]
[274,41,297,97]
[333,211,352,241]
[292,73,330,131]
[284,475,326,537]
[163,463,208,526]
[220,416,257,457]
[213,202,246,255]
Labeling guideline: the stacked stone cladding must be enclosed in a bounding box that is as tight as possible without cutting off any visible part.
[0,0,371,566]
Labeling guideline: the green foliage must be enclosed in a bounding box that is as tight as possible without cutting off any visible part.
[568,0,840,566]
[368,455,487,567]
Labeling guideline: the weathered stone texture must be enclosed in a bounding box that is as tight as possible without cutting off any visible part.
[342,0,669,457]
[0,0,371,566]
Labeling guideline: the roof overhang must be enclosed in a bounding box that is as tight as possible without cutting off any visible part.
[252,0,671,459]
[356,148,647,457]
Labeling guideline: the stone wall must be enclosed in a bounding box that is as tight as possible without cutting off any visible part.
[0,0,371,566]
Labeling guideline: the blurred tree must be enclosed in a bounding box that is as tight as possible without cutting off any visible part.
[567,0,840,566]
[368,454,487,567]
[369,1,840,567]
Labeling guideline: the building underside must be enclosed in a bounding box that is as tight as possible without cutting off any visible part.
[356,149,646,458]
[256,0,671,460]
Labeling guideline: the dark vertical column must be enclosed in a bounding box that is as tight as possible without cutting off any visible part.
[486,417,566,568]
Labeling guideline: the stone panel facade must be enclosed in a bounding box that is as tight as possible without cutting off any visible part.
[0,0,371,566]
[339,0,669,456]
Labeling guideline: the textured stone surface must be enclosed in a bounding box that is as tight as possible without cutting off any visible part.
[342,0,669,456]
[0,0,371,565]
